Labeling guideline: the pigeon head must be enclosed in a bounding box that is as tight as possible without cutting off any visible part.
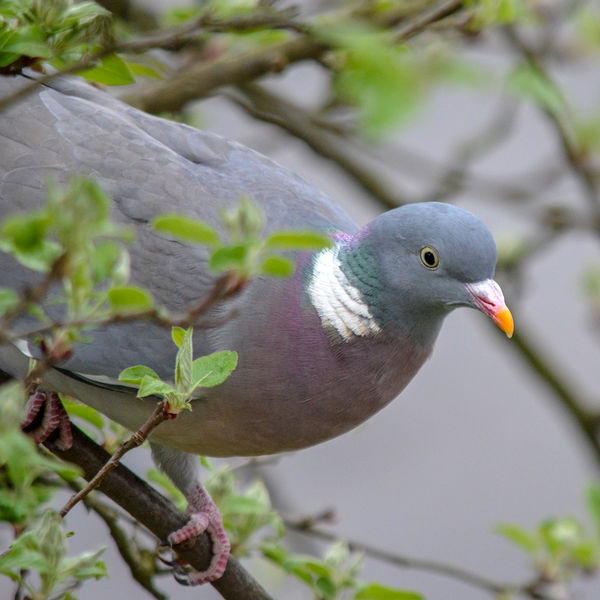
[310,202,513,346]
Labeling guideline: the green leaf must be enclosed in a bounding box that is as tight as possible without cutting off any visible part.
[1,211,50,252]
[137,375,174,398]
[355,583,424,600]
[506,64,568,116]
[572,540,598,569]
[175,327,194,389]
[586,483,600,538]
[191,350,238,390]
[62,399,104,430]
[0,25,52,59]
[316,575,337,597]
[320,24,424,135]
[146,468,187,511]
[127,61,162,79]
[90,241,121,283]
[260,255,294,278]
[495,523,539,555]
[209,245,246,272]
[0,288,18,316]
[153,214,220,246]
[221,495,269,515]
[171,326,187,348]
[79,53,135,86]
[107,286,153,311]
[118,365,161,385]
[264,231,332,251]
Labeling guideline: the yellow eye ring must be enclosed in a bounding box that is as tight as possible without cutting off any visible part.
[420,246,439,269]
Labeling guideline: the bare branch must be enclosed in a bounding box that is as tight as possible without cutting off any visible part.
[508,325,600,470]
[502,26,600,217]
[230,83,410,210]
[44,425,275,600]
[67,481,168,600]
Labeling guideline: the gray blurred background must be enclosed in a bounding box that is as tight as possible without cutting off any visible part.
[10,1,600,598]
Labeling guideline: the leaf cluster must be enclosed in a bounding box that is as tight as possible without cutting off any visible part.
[119,326,237,414]
[263,540,422,600]
[0,176,134,350]
[0,0,120,76]
[0,510,106,599]
[496,484,600,582]
[154,195,332,281]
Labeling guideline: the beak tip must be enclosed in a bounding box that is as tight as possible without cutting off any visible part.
[495,306,514,339]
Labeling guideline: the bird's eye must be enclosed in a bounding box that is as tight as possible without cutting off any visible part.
[420,246,439,269]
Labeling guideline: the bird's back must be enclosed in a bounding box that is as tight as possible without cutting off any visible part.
[0,75,357,381]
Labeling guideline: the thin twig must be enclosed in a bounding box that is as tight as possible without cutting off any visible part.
[231,83,410,210]
[393,0,466,41]
[66,480,167,600]
[285,515,559,600]
[120,0,471,114]
[1,272,239,356]
[509,326,600,470]
[0,8,305,113]
[502,26,600,217]
[60,400,171,517]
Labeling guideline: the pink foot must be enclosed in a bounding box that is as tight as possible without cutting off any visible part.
[167,483,230,585]
[21,390,73,451]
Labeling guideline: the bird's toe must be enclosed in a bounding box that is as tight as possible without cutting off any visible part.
[21,390,73,451]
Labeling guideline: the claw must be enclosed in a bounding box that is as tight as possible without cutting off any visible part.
[21,390,73,451]
[165,483,230,585]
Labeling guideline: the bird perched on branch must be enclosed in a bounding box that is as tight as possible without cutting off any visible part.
[0,74,513,584]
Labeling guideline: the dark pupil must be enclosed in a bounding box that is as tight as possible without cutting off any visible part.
[424,251,436,266]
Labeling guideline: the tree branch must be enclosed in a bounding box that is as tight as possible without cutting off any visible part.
[502,26,600,218]
[508,326,600,470]
[67,481,168,600]
[230,83,410,210]
[285,513,561,600]
[44,425,275,600]
[120,0,471,114]
[120,35,328,113]
[59,400,171,517]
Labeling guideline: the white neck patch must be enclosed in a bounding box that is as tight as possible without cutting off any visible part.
[308,248,381,341]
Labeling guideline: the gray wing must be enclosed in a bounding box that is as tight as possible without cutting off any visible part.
[0,75,357,378]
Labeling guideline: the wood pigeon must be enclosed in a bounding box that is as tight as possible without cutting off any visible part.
[0,74,513,583]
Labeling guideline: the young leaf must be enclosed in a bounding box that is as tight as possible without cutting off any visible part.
[137,375,174,398]
[221,495,269,516]
[191,350,238,390]
[209,245,247,272]
[0,288,18,316]
[175,327,194,389]
[107,286,153,311]
[355,583,424,600]
[264,231,332,251]
[79,54,135,86]
[119,365,161,386]
[127,61,162,80]
[260,255,294,278]
[153,214,220,246]
[146,468,187,511]
[62,399,104,430]
[586,483,600,539]
[506,64,568,116]
[495,523,540,555]
[171,326,187,348]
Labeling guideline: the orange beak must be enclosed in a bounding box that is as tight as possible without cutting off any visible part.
[465,279,514,338]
